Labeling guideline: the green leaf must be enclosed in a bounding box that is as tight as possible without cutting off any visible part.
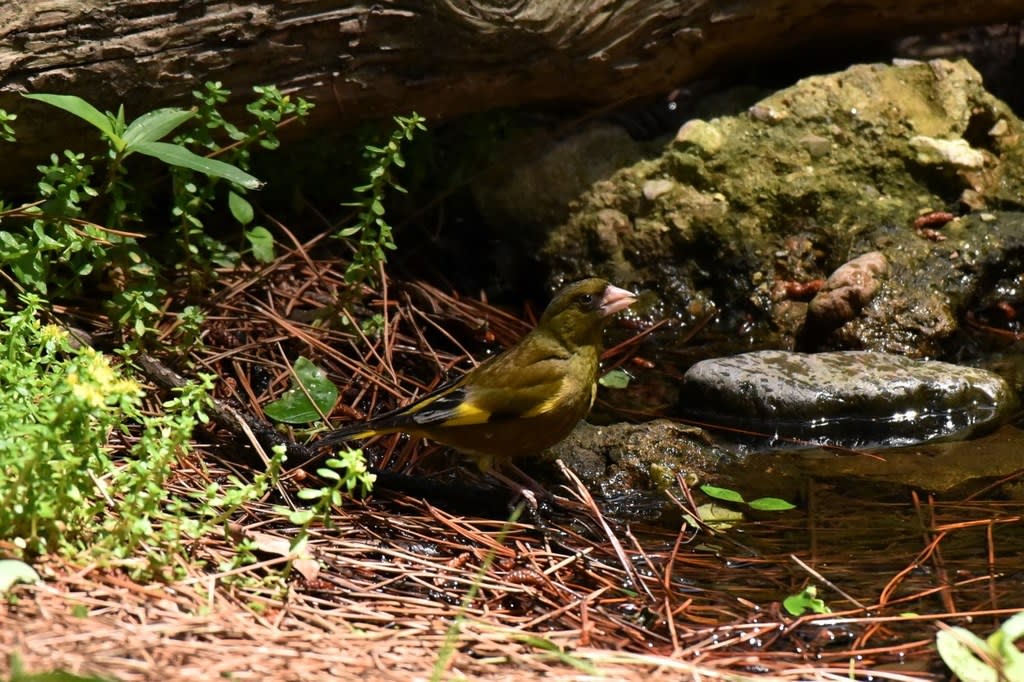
[514,634,599,675]
[316,468,341,481]
[263,357,339,424]
[114,103,126,134]
[935,612,1024,682]
[995,609,1024,641]
[0,559,40,594]
[23,93,119,146]
[989,611,1024,680]
[122,108,195,148]
[695,502,743,530]
[783,585,832,616]
[700,484,745,504]
[748,497,796,511]
[937,627,998,682]
[132,141,263,189]
[288,509,315,525]
[598,368,632,389]
[245,226,274,263]
[229,190,255,226]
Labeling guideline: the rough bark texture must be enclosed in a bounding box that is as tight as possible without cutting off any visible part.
[2,1,1024,184]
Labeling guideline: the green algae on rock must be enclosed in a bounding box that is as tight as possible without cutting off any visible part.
[680,350,1019,449]
[542,59,1024,356]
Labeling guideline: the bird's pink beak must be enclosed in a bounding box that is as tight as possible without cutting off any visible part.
[600,284,638,317]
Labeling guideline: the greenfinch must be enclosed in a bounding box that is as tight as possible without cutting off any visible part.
[316,278,638,471]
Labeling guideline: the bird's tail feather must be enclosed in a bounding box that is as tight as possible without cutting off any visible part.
[314,424,381,451]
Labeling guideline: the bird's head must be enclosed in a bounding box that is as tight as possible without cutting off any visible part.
[538,278,638,350]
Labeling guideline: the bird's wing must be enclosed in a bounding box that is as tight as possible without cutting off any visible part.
[403,358,569,428]
[327,330,576,436]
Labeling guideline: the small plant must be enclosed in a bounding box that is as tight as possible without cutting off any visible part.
[0,298,285,577]
[264,356,375,503]
[0,86,311,347]
[338,112,426,289]
[684,484,795,531]
[295,449,377,516]
[783,585,832,616]
[23,92,261,195]
[263,356,339,425]
[0,109,16,142]
[275,449,376,576]
[172,83,314,270]
[937,610,1024,682]
[700,484,796,511]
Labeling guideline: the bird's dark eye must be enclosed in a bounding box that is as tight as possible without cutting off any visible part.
[576,293,595,309]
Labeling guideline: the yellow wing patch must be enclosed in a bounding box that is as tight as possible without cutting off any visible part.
[436,400,492,427]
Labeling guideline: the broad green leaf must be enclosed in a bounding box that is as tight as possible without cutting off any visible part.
[936,612,1024,682]
[263,357,339,424]
[989,611,1024,679]
[23,93,120,147]
[748,497,796,511]
[245,226,274,263]
[122,108,195,147]
[229,190,254,225]
[0,559,40,594]
[937,627,998,682]
[700,484,745,504]
[132,141,263,189]
[598,368,631,389]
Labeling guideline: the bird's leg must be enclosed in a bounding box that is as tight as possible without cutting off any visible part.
[486,466,557,549]
[499,462,555,499]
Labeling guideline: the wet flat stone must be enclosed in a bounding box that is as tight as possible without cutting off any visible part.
[680,350,1019,448]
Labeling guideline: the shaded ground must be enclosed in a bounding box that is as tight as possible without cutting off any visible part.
[2,238,1022,681]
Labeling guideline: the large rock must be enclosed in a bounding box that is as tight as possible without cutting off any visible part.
[680,350,1019,448]
[542,59,1024,357]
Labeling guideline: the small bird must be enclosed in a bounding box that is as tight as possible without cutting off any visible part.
[316,278,638,471]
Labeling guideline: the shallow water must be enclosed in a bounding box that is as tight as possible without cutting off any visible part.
[708,422,1024,502]
[630,446,1024,669]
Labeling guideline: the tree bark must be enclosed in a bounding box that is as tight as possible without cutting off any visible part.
[2,1,1023,185]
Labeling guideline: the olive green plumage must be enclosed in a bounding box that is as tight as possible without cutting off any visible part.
[316,278,637,470]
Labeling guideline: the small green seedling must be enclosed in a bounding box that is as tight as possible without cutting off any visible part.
[784,585,832,616]
[936,610,1024,682]
[700,484,796,511]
